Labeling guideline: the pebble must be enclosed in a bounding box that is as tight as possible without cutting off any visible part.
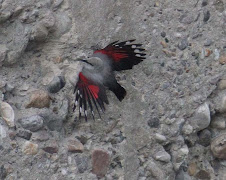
[32,130,49,142]
[195,170,211,180]
[18,115,44,132]
[203,9,210,22]
[67,138,84,153]
[217,79,226,90]
[0,44,8,66]
[219,54,226,64]
[160,41,167,48]
[92,149,110,178]
[5,83,15,93]
[160,31,166,38]
[202,0,208,6]
[155,133,167,143]
[17,129,32,140]
[220,96,226,113]
[213,0,224,13]
[204,49,212,57]
[26,90,51,108]
[211,133,226,159]
[145,161,164,180]
[0,11,11,23]
[214,49,220,60]
[179,12,195,24]
[178,38,188,50]
[204,39,212,46]
[198,129,211,147]
[22,141,39,155]
[153,150,171,162]
[0,101,15,127]
[30,23,49,42]
[188,162,197,176]
[42,140,58,154]
[171,145,189,171]
[147,117,160,128]
[211,116,225,129]
[75,155,89,173]
[0,125,7,141]
[182,124,193,135]
[47,76,66,93]
[189,103,210,131]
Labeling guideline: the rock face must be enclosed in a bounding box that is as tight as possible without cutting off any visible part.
[1,0,226,179]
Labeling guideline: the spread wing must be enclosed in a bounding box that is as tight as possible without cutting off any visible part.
[73,72,109,121]
[94,39,146,71]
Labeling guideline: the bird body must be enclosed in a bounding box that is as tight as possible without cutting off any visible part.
[73,40,146,120]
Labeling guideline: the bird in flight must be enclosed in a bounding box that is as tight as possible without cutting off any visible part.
[73,40,146,120]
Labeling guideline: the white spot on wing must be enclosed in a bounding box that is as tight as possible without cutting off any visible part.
[125,41,131,45]
[75,101,78,106]
[136,54,141,57]
[77,90,80,94]
[132,45,136,48]
[80,107,82,112]
[85,110,87,116]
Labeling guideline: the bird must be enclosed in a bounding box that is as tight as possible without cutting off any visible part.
[73,39,146,121]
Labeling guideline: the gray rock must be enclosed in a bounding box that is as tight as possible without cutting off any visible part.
[17,129,32,140]
[211,116,225,129]
[75,155,89,173]
[18,115,44,132]
[202,0,208,6]
[179,12,195,24]
[47,76,66,93]
[213,0,224,12]
[203,9,210,22]
[153,150,171,162]
[189,103,211,131]
[0,11,11,23]
[198,129,211,147]
[211,133,226,159]
[145,161,164,180]
[30,23,49,42]
[204,39,212,46]
[178,38,188,50]
[0,165,7,180]
[0,45,8,67]
[147,117,160,128]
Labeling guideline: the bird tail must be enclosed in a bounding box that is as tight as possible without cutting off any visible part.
[108,82,126,101]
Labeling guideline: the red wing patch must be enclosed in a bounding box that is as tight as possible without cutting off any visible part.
[94,40,146,71]
[73,72,108,121]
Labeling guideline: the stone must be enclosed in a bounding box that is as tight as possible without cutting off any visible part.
[75,155,89,173]
[211,133,226,159]
[195,170,211,180]
[41,11,55,28]
[42,140,58,154]
[32,130,49,142]
[171,145,189,171]
[0,45,8,67]
[146,161,164,180]
[18,115,44,132]
[155,133,167,143]
[178,38,188,50]
[147,117,160,128]
[211,116,225,129]
[22,141,39,155]
[202,0,208,6]
[0,101,15,128]
[217,79,226,90]
[189,103,210,131]
[203,9,210,22]
[67,138,84,153]
[0,11,11,23]
[0,125,7,141]
[26,90,51,108]
[17,129,32,140]
[182,124,193,135]
[5,83,15,92]
[198,129,211,147]
[47,76,66,93]
[92,149,110,178]
[219,54,226,65]
[153,150,171,162]
[179,12,195,24]
[161,31,166,37]
[30,23,49,42]
[204,39,212,46]
[188,162,198,176]
[220,96,226,113]
[213,0,224,12]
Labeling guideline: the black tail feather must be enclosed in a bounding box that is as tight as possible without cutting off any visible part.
[109,82,126,101]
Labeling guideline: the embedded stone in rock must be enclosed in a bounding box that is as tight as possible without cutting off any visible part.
[17,129,32,140]
[220,96,226,113]
[217,79,226,90]
[195,170,211,180]
[26,90,50,108]
[188,162,198,176]
[211,133,226,159]
[92,149,110,178]
[30,23,49,42]
[198,129,211,147]
[0,102,15,128]
[42,141,58,154]
[153,150,171,162]
[0,44,8,67]
[203,9,210,22]
[0,11,12,23]
[47,76,66,93]
[22,141,39,155]
[210,116,225,129]
[219,54,226,65]
[0,125,7,140]
[67,138,84,153]
[18,115,43,132]
[75,155,89,173]
[178,38,188,50]
[189,103,210,131]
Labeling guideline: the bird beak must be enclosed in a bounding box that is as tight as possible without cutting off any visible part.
[75,59,93,66]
